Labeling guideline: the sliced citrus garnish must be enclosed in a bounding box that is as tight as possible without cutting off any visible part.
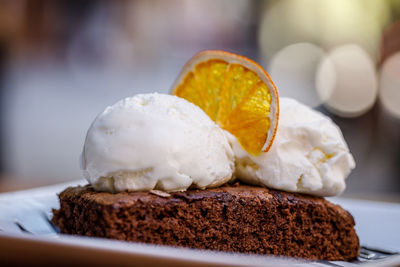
[172,50,279,156]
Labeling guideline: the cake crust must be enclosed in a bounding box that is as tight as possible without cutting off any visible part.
[52,184,359,261]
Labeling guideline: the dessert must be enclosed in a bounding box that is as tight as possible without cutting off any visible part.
[81,93,234,192]
[229,97,355,197]
[52,50,359,261]
[53,183,359,261]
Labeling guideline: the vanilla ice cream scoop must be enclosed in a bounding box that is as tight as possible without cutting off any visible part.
[229,97,355,196]
[81,93,235,192]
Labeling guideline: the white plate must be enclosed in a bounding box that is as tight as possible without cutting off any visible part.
[0,180,399,266]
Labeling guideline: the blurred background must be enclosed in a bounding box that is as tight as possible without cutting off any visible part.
[0,0,399,200]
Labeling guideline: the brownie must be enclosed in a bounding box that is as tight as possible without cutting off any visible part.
[52,183,359,261]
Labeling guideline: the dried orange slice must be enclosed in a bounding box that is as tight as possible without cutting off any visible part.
[172,50,279,156]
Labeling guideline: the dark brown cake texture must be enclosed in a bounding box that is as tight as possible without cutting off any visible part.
[52,183,360,261]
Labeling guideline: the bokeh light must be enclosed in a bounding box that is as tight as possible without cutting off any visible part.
[379,52,400,119]
[316,44,378,117]
[259,0,389,63]
[380,20,400,64]
[268,43,326,107]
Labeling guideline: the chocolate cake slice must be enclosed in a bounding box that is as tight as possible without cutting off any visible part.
[52,183,359,261]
